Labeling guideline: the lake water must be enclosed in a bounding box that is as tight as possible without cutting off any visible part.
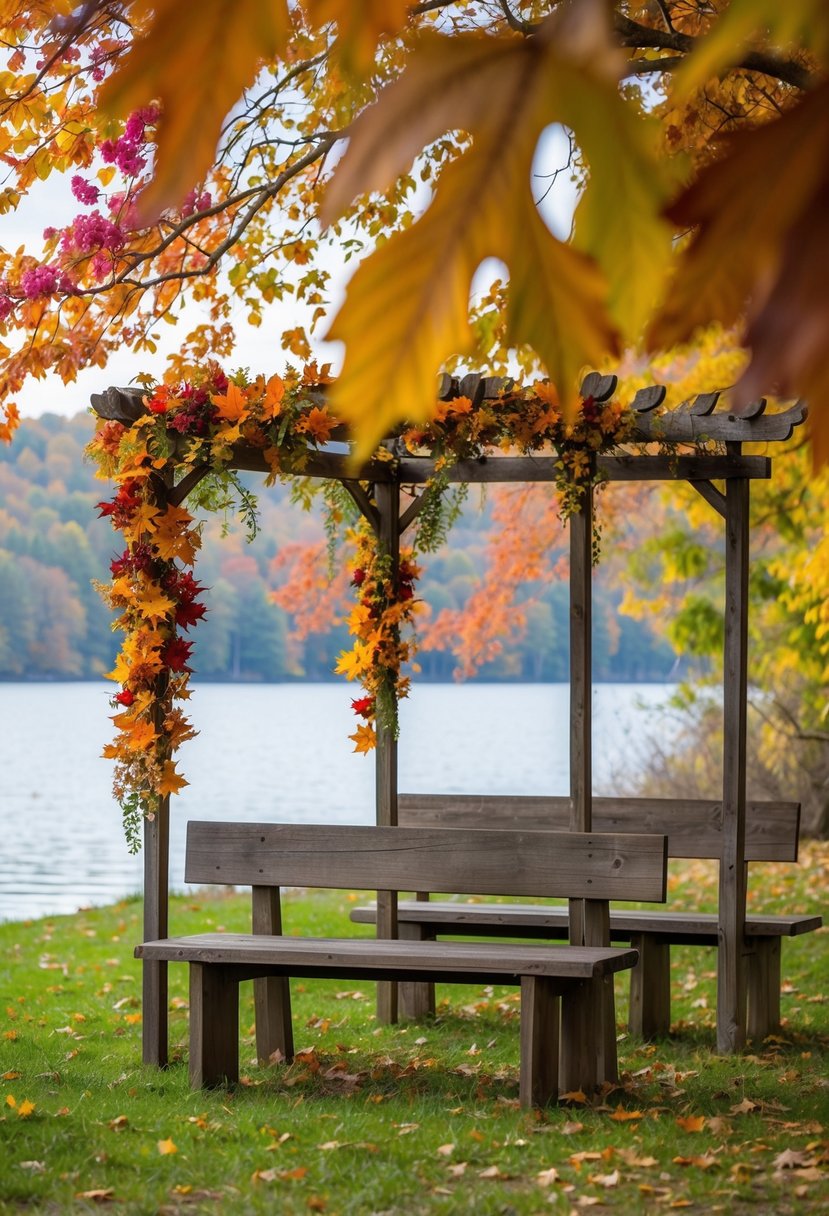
[0,682,676,923]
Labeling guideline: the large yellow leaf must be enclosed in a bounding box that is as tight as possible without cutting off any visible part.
[305,0,411,77]
[98,0,291,218]
[323,0,665,456]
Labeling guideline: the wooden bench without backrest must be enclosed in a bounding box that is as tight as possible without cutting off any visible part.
[136,821,667,1107]
[349,796,822,1040]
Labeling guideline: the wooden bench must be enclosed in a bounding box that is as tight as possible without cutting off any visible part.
[135,820,668,1107]
[350,795,822,1040]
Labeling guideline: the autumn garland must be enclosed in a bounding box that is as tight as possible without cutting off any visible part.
[88,367,634,844]
[88,360,342,847]
[336,520,421,753]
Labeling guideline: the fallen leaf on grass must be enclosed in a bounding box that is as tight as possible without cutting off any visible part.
[447,1162,467,1177]
[108,1116,128,1132]
[479,1164,510,1180]
[75,1191,114,1203]
[676,1114,706,1132]
[18,1161,46,1174]
[610,1108,643,1121]
[774,1148,817,1170]
[2,1071,20,1080]
[436,1144,454,1157]
[157,1138,177,1155]
[589,1168,620,1187]
[252,1166,308,1183]
[730,1098,760,1115]
[673,1153,718,1169]
[561,1089,588,1104]
[536,1167,559,1186]
[561,1121,584,1135]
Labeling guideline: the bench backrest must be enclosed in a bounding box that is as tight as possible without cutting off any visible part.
[185,821,668,903]
[397,795,801,863]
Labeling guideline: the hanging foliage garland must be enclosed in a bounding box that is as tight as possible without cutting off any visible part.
[87,364,635,847]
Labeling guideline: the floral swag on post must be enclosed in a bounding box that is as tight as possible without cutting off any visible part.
[87,362,634,848]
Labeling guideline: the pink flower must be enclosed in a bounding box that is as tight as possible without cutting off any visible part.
[71,174,100,205]
[20,264,58,298]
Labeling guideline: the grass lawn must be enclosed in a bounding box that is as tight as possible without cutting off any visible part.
[1,845,827,1215]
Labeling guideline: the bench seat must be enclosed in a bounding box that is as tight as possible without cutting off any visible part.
[137,933,638,1105]
[137,820,669,1106]
[350,903,822,1038]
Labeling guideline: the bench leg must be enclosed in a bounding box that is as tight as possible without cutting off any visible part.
[398,922,436,1021]
[747,937,781,1041]
[189,964,239,1089]
[629,934,671,1039]
[519,976,560,1108]
[560,977,608,1096]
[254,977,294,1065]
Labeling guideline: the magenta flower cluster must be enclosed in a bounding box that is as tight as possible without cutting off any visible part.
[181,187,213,217]
[100,105,159,178]
[71,174,100,205]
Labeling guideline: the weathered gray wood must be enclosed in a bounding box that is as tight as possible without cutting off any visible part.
[520,976,560,1108]
[629,934,671,1038]
[747,937,781,1041]
[719,474,750,1052]
[137,934,639,980]
[351,903,821,941]
[251,886,294,1064]
[184,822,668,903]
[342,480,380,534]
[630,399,806,444]
[189,963,239,1088]
[396,794,802,862]
[391,454,772,486]
[569,483,593,836]
[375,479,400,1025]
[142,794,169,1068]
[580,372,618,402]
[559,978,603,1094]
[397,922,435,1020]
[689,479,727,518]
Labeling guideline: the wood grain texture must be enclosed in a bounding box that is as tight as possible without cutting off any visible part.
[520,976,560,1108]
[136,934,639,980]
[183,822,668,903]
[251,886,294,1064]
[628,934,671,1039]
[719,475,750,1053]
[395,794,802,862]
[747,937,782,1041]
[142,795,169,1068]
[350,902,821,941]
[189,963,239,1088]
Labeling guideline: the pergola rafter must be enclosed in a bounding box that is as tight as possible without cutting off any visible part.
[91,370,807,1070]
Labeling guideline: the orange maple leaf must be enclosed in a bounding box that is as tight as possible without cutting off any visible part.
[157,760,189,797]
[211,381,250,424]
[123,719,159,752]
[296,406,336,445]
[349,723,376,754]
[262,373,286,419]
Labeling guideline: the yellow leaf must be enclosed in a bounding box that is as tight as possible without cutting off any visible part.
[98,0,291,218]
[610,1108,643,1121]
[17,1099,35,1118]
[307,0,411,77]
[157,760,189,797]
[157,1137,178,1155]
[349,723,376,753]
[676,1114,706,1133]
[323,8,664,456]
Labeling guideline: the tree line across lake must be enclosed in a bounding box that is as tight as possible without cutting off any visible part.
[0,410,675,685]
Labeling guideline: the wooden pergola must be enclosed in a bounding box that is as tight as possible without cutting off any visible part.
[91,370,807,1069]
